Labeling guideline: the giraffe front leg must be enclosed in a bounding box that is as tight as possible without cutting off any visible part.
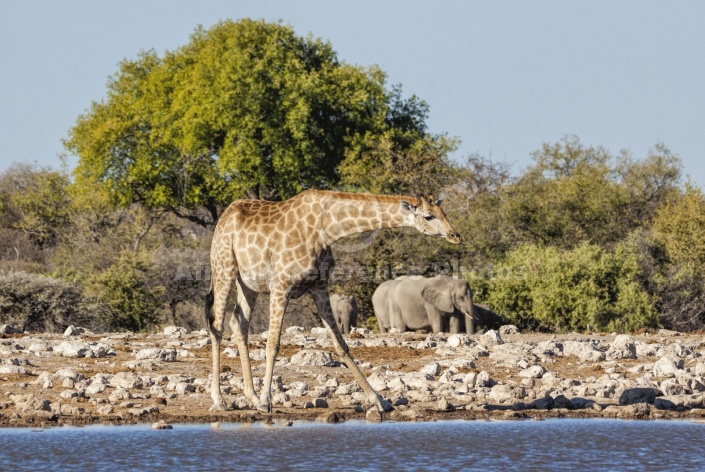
[311,287,393,413]
[258,289,289,412]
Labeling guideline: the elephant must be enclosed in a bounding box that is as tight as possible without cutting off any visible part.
[372,275,477,334]
[330,294,358,334]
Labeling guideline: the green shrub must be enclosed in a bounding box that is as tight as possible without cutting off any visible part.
[0,271,103,332]
[468,242,658,332]
[87,251,164,332]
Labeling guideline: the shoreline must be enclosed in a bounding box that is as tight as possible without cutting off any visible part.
[2,326,705,428]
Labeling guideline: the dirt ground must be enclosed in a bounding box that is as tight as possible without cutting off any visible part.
[2,329,705,428]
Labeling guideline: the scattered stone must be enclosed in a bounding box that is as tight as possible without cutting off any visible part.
[437,397,455,411]
[223,347,239,358]
[519,365,545,379]
[289,349,337,367]
[499,325,519,335]
[97,405,114,415]
[63,325,86,336]
[563,341,606,362]
[0,324,22,335]
[110,372,144,389]
[606,334,637,360]
[618,388,661,405]
[619,403,651,419]
[653,356,684,377]
[314,398,328,408]
[152,420,174,430]
[316,411,339,423]
[658,329,681,337]
[420,362,441,377]
[163,326,188,336]
[483,330,504,345]
[53,341,91,358]
[135,348,177,362]
[447,334,471,348]
[366,408,383,423]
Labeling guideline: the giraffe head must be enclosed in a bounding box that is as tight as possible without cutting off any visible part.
[401,195,462,245]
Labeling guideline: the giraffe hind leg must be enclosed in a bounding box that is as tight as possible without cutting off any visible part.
[207,271,235,411]
[227,278,260,408]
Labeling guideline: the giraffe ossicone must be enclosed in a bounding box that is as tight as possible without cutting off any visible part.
[205,189,462,414]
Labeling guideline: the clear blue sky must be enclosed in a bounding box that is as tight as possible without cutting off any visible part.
[1,1,704,185]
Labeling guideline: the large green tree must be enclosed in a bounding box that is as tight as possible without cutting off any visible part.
[66,19,433,226]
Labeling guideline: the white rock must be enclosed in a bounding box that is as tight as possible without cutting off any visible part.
[110,372,144,389]
[489,384,527,403]
[653,356,683,378]
[163,326,188,336]
[499,325,519,335]
[285,326,304,334]
[135,348,177,362]
[27,341,52,352]
[54,341,92,358]
[420,362,441,377]
[0,365,28,374]
[447,334,471,348]
[483,330,504,345]
[310,327,328,336]
[64,325,86,336]
[289,349,337,367]
[562,341,606,362]
[223,347,239,358]
[606,334,637,360]
[519,365,546,379]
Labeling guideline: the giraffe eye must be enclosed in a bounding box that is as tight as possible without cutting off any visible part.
[424,215,435,221]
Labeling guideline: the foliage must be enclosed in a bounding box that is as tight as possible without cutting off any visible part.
[85,251,164,332]
[0,271,103,332]
[502,136,680,249]
[0,163,72,248]
[652,184,705,269]
[66,19,431,227]
[468,242,659,332]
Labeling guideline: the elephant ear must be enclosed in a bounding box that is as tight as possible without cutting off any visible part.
[421,280,454,313]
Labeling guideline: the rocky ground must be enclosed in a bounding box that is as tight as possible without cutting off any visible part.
[2,323,705,428]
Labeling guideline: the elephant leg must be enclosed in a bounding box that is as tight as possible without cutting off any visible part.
[425,303,443,333]
[449,314,462,334]
[390,305,406,332]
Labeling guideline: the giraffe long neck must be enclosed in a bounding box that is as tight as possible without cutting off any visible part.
[316,192,418,247]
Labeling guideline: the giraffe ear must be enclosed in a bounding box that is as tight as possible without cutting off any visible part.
[400,200,417,213]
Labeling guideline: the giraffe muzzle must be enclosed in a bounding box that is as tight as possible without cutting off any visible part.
[446,231,462,245]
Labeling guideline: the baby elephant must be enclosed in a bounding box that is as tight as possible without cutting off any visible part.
[330,294,358,334]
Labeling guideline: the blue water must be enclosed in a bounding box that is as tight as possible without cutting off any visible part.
[1,419,703,471]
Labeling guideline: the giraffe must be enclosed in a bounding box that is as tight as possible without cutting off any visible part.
[205,189,462,413]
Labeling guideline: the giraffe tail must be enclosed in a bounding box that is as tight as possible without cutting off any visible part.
[204,282,215,334]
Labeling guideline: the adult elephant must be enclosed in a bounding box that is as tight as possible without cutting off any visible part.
[330,294,358,334]
[372,275,476,334]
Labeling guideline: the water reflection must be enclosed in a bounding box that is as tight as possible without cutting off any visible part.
[1,419,704,471]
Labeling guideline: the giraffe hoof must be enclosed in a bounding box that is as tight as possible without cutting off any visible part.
[256,403,272,413]
[379,398,394,413]
[210,402,228,412]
